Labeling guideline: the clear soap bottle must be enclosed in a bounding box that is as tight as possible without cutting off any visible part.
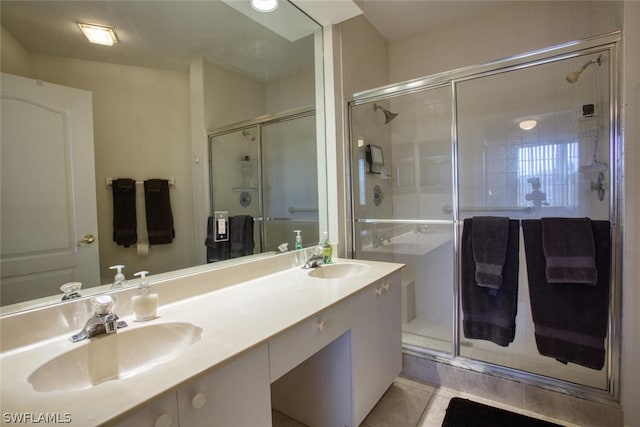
[132,271,158,321]
[294,230,303,250]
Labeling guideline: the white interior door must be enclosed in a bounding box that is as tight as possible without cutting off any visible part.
[1,73,99,306]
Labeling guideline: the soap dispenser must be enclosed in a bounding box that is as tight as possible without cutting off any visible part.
[294,230,303,250]
[320,232,332,265]
[109,264,126,289]
[132,271,158,321]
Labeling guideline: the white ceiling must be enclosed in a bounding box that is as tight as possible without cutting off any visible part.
[0,1,500,82]
[359,0,501,42]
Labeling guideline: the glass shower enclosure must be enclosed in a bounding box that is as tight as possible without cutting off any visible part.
[209,108,318,257]
[348,33,620,399]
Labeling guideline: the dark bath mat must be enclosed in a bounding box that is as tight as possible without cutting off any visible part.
[442,397,564,427]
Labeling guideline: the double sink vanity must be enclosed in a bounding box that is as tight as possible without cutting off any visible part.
[0,252,403,426]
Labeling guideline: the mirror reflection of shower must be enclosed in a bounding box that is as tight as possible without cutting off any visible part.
[373,103,398,124]
[565,54,602,83]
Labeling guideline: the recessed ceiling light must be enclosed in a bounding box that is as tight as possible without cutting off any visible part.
[519,119,537,131]
[250,0,278,12]
[77,22,118,46]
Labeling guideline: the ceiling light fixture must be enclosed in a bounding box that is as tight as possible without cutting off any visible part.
[77,22,118,46]
[250,0,279,12]
[519,119,538,131]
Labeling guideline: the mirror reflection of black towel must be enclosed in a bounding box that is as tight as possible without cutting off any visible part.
[144,179,174,245]
[205,215,253,262]
[461,218,519,347]
[522,219,610,370]
[229,215,254,258]
[112,178,137,247]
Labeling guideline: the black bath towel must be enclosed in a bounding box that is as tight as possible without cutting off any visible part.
[205,216,230,263]
[472,216,510,290]
[112,178,137,247]
[229,215,254,258]
[461,218,519,347]
[522,219,610,370]
[144,179,175,245]
[541,217,597,285]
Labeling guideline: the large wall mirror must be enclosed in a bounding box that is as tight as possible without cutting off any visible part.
[0,0,325,313]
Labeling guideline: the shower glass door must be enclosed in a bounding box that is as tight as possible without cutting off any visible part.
[262,114,319,251]
[455,51,611,389]
[209,126,262,255]
[350,85,455,354]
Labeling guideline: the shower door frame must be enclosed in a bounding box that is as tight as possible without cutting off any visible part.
[208,106,316,254]
[347,31,622,403]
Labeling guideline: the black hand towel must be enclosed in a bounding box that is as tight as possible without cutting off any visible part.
[229,215,254,258]
[461,218,519,347]
[112,178,137,247]
[472,216,510,290]
[541,217,597,285]
[144,179,175,245]
[522,219,610,370]
[205,216,230,263]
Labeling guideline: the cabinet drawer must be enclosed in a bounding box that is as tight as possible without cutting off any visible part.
[269,299,351,382]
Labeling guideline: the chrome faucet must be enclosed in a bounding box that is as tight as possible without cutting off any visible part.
[70,295,127,342]
[303,253,324,269]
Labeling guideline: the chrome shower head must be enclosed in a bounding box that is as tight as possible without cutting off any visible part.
[566,55,602,84]
[373,103,398,124]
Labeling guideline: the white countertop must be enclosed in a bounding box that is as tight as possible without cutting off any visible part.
[0,257,403,426]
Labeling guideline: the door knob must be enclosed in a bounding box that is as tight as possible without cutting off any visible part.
[79,234,95,244]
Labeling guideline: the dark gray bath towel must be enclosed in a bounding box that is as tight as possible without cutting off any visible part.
[522,219,610,370]
[144,179,175,245]
[541,217,597,285]
[462,218,519,347]
[112,178,137,247]
[229,215,254,258]
[472,216,510,290]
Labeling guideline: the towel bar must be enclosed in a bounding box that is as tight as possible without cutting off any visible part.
[106,178,175,188]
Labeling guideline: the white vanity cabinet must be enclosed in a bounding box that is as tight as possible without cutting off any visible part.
[352,272,402,425]
[109,345,271,427]
[176,344,272,427]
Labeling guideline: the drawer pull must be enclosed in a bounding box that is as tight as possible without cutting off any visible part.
[383,283,390,292]
[154,413,173,427]
[317,319,326,332]
[376,287,383,296]
[191,393,207,409]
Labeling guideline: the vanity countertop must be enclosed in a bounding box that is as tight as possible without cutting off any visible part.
[0,257,403,426]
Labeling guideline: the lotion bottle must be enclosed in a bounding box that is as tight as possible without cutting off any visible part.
[132,271,158,321]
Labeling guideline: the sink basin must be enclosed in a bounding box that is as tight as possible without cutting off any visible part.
[307,263,370,279]
[28,322,202,392]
